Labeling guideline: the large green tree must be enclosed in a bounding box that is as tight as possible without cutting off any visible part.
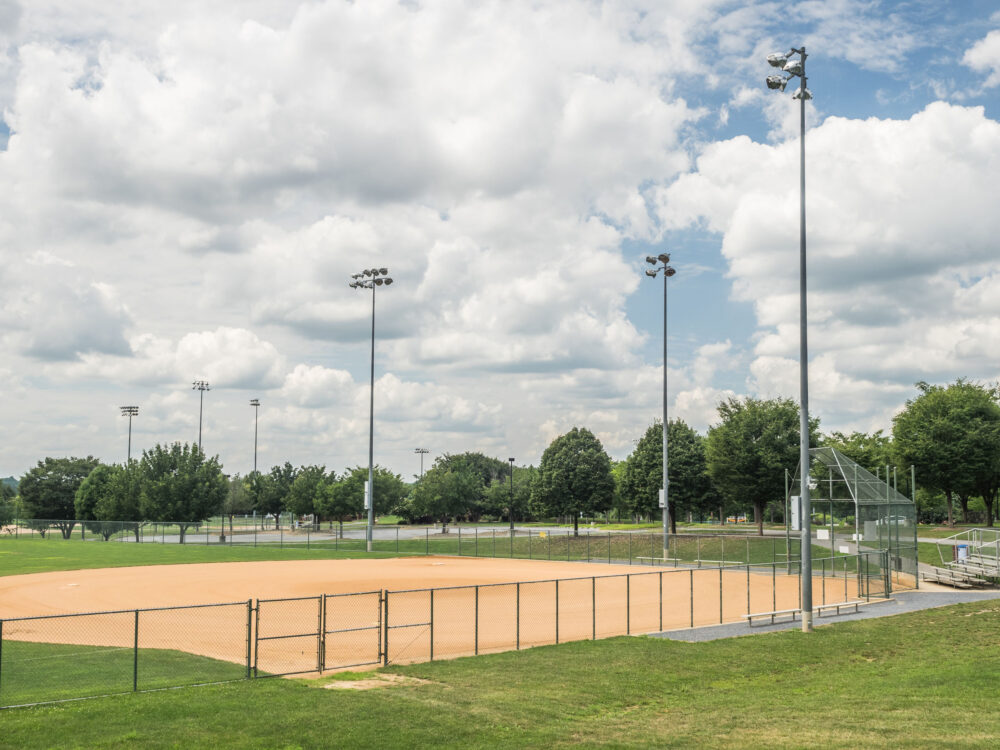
[705,397,820,535]
[222,474,254,537]
[286,465,328,520]
[532,427,615,535]
[75,463,123,540]
[406,466,483,531]
[892,380,1000,525]
[96,462,144,541]
[621,420,714,532]
[317,466,408,531]
[254,462,297,528]
[19,456,101,538]
[138,443,227,542]
[483,465,535,525]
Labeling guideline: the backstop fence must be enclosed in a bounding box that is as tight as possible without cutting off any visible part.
[2,517,920,576]
[0,549,892,709]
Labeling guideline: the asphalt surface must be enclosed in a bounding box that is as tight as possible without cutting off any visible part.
[652,589,1000,642]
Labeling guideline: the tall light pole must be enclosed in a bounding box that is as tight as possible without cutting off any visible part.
[250,399,260,473]
[350,267,394,552]
[508,457,515,531]
[120,406,139,464]
[414,448,429,478]
[767,46,813,632]
[192,380,210,452]
[645,253,676,561]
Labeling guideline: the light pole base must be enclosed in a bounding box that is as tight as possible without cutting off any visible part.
[367,541,372,553]
[801,611,813,633]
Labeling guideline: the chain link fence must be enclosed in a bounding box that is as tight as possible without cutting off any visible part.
[0,549,891,709]
[4,518,911,582]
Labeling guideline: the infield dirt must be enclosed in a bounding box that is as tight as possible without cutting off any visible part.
[0,557,820,673]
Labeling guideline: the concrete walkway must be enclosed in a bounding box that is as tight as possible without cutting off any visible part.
[652,588,1000,643]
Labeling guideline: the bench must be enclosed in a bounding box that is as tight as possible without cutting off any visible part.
[743,601,864,626]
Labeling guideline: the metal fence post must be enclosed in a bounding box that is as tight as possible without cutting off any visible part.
[689,569,694,627]
[659,571,663,631]
[396,526,399,554]
[317,595,325,673]
[458,525,462,555]
[608,532,611,564]
[382,590,389,666]
[592,577,596,640]
[246,599,253,679]
[475,586,479,655]
[587,532,591,562]
[133,610,139,692]
[253,600,260,678]
[516,582,521,650]
[430,589,434,661]
[555,580,559,644]
[746,564,751,617]
[426,527,429,556]
[493,529,496,558]
[719,567,723,624]
[0,619,4,702]
[626,576,630,634]
[475,528,478,558]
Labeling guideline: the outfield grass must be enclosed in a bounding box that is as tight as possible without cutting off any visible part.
[1,599,998,748]
[0,537,407,577]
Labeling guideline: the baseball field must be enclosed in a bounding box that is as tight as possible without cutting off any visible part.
[2,538,993,748]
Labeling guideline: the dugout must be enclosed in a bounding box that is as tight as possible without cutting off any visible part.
[786,447,918,591]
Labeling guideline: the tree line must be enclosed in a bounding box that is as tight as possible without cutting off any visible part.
[2,379,998,536]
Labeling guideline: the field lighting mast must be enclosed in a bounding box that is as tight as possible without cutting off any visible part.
[192,380,210,452]
[250,399,260,473]
[350,267,394,552]
[120,405,139,464]
[414,447,429,478]
[645,253,676,561]
[766,46,814,632]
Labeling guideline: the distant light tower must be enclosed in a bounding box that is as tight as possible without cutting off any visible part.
[349,266,394,552]
[192,380,210,451]
[508,457,516,531]
[120,406,139,464]
[414,448,429,478]
[766,45,813,633]
[250,399,260,473]
[645,253,676,560]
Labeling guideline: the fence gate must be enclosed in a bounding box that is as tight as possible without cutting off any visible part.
[322,591,383,670]
[254,596,322,677]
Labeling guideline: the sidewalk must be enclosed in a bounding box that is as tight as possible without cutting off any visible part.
[652,588,1000,643]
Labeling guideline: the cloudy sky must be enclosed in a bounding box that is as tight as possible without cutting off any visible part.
[1,0,998,481]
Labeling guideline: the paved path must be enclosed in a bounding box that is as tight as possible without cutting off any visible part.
[653,589,1000,643]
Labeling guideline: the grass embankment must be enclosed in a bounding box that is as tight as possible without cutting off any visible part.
[2,599,999,748]
[0,641,248,707]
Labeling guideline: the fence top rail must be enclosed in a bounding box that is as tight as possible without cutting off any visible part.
[0,599,251,623]
[323,589,383,599]
[256,595,322,605]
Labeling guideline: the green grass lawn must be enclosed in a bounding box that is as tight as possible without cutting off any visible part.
[0,640,249,707]
[1,598,998,748]
[0,537,408,577]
